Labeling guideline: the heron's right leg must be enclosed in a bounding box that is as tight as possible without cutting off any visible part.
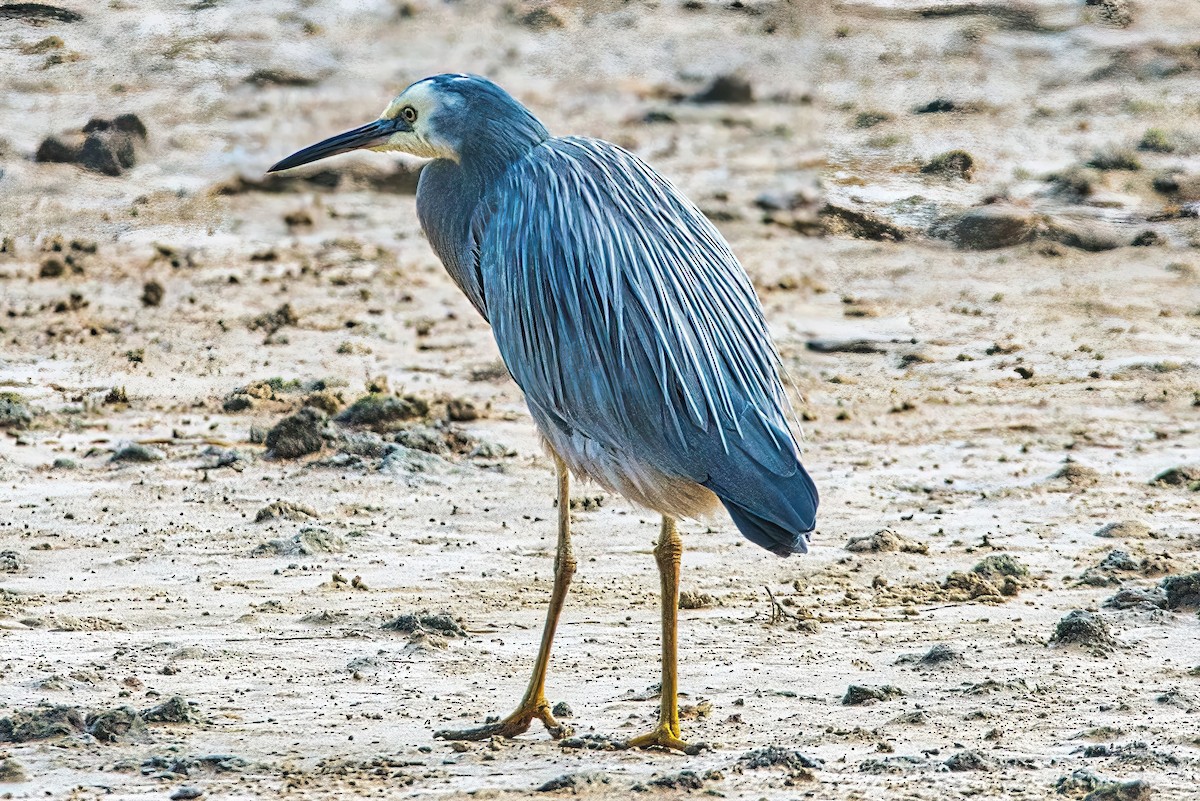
[622,516,706,754]
[434,455,576,741]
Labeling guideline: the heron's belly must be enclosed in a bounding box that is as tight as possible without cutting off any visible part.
[533,414,719,521]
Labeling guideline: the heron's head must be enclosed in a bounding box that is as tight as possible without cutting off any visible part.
[268,74,548,173]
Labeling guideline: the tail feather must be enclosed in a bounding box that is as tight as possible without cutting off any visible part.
[722,500,811,556]
[707,462,818,558]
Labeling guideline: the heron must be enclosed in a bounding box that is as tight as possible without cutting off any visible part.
[269,74,818,753]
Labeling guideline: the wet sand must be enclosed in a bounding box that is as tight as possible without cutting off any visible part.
[1,1,1199,798]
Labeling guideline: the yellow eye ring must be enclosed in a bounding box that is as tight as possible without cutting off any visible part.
[401,106,417,123]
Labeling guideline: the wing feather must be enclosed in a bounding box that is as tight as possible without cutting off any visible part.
[477,137,817,547]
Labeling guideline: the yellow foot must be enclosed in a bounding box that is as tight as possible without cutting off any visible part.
[434,700,572,742]
[623,724,709,755]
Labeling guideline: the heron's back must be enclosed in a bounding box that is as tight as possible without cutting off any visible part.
[475,137,817,555]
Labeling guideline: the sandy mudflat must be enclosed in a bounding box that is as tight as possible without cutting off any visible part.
[1,1,1199,799]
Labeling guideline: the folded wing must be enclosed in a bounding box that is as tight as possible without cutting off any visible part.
[477,137,817,555]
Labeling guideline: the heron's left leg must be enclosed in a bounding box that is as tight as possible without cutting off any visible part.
[623,516,705,754]
[435,455,575,741]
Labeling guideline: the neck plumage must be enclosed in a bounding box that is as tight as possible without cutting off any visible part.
[459,111,549,187]
[417,117,548,321]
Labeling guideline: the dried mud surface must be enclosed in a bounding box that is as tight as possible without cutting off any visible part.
[1,1,1199,799]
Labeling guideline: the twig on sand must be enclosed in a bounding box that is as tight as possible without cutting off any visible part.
[764,585,801,624]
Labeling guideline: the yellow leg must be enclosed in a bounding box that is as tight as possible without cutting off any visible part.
[624,517,704,754]
[435,456,576,741]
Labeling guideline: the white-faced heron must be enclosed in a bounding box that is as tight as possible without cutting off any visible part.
[269,74,818,753]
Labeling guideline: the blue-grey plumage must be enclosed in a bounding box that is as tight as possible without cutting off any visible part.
[269,73,818,556]
[478,136,817,556]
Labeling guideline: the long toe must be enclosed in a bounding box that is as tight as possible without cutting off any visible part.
[434,701,572,741]
[535,707,573,740]
[434,720,517,742]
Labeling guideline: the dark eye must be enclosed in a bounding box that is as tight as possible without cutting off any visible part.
[401,106,417,123]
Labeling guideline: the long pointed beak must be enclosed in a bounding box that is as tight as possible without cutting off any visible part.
[267,118,401,172]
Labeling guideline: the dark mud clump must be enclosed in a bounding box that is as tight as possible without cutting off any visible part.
[0,550,26,573]
[247,303,298,339]
[86,706,149,743]
[142,696,203,724]
[1051,462,1101,488]
[896,643,964,667]
[820,203,909,242]
[36,113,147,176]
[935,554,1027,601]
[1086,147,1140,172]
[141,280,164,307]
[1050,610,1117,653]
[514,5,565,31]
[1085,0,1134,28]
[381,611,467,638]
[0,757,27,782]
[217,169,341,195]
[690,74,753,104]
[678,590,717,609]
[336,393,428,430]
[738,747,823,779]
[915,98,959,113]
[445,398,479,422]
[0,4,83,23]
[303,390,343,416]
[255,501,318,523]
[1161,572,1200,609]
[845,529,928,554]
[110,442,165,463]
[1104,586,1167,611]
[198,446,246,471]
[920,149,975,180]
[853,110,891,129]
[944,571,1005,600]
[558,733,626,751]
[222,376,308,412]
[336,430,389,458]
[1078,550,1141,587]
[245,68,320,88]
[1058,768,1106,796]
[943,749,995,771]
[929,206,1038,250]
[858,755,927,774]
[1083,741,1180,768]
[921,643,964,665]
[391,423,477,456]
[1094,521,1152,540]
[973,554,1030,583]
[1084,780,1153,801]
[0,392,33,430]
[253,528,344,557]
[806,338,887,354]
[646,770,710,790]
[0,706,85,742]
[1150,465,1200,489]
[1043,219,1126,252]
[842,685,903,705]
[537,771,611,792]
[265,408,329,458]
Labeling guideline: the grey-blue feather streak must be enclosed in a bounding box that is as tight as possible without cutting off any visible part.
[477,137,817,549]
[418,160,490,319]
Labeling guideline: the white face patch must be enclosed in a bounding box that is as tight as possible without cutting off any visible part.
[375,80,464,161]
